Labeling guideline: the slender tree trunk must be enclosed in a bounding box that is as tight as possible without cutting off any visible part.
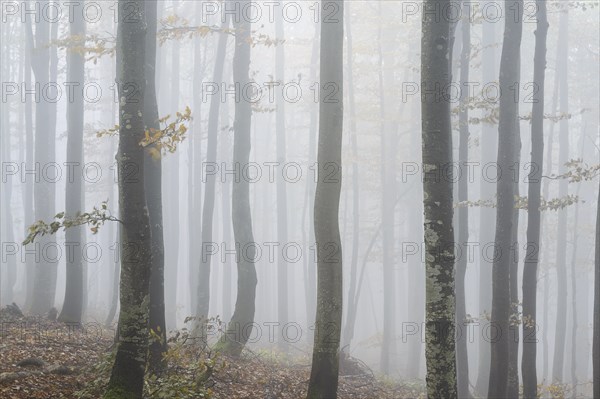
[197,14,230,339]
[421,1,457,396]
[163,0,181,331]
[475,7,497,395]
[29,0,59,315]
[220,87,233,322]
[104,1,152,396]
[145,0,167,375]
[456,6,471,397]
[568,137,585,399]
[58,0,86,325]
[306,1,344,397]
[22,22,35,311]
[406,85,424,378]
[0,59,15,307]
[521,2,547,397]
[377,2,395,375]
[552,7,569,383]
[189,0,205,322]
[541,49,560,384]
[0,27,17,306]
[303,20,320,333]
[274,11,290,351]
[105,119,120,327]
[507,108,522,399]
[488,2,523,397]
[217,0,257,356]
[105,227,121,327]
[341,1,360,349]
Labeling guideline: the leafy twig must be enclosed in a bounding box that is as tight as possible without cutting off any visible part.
[23,201,120,245]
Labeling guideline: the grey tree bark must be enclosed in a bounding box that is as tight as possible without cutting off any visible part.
[220,87,233,322]
[475,7,497,395]
[22,23,35,311]
[488,1,522,397]
[521,2,547,396]
[303,20,320,334]
[28,0,59,315]
[58,2,87,324]
[341,1,360,349]
[274,12,289,350]
[421,1,457,396]
[456,6,471,397]
[189,0,205,316]
[217,0,258,356]
[197,14,230,339]
[306,1,344,397]
[144,0,167,375]
[568,137,585,399]
[163,0,181,331]
[508,99,522,399]
[103,1,152,396]
[105,116,121,327]
[0,19,17,306]
[377,2,396,375]
[541,48,560,383]
[552,7,569,383]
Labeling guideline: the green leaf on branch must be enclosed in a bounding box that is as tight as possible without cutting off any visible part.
[23,200,121,245]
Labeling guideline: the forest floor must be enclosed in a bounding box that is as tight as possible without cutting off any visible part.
[0,305,424,399]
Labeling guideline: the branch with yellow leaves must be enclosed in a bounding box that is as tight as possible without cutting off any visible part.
[544,159,600,183]
[23,201,120,246]
[158,15,284,47]
[456,194,581,211]
[97,106,193,159]
[140,106,193,158]
[53,33,116,64]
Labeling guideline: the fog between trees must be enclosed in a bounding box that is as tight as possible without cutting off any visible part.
[0,1,599,398]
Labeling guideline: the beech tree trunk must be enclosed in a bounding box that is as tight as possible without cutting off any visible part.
[475,7,496,395]
[58,2,87,324]
[29,0,59,315]
[456,5,471,397]
[342,1,360,349]
[306,1,344,397]
[488,2,522,397]
[274,10,290,351]
[217,0,258,356]
[552,7,569,383]
[521,1,548,397]
[144,0,167,375]
[197,14,230,339]
[421,1,457,396]
[103,1,152,396]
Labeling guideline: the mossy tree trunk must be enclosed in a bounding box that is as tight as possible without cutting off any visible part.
[456,3,471,396]
[420,1,457,397]
[144,0,167,376]
[103,1,152,397]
